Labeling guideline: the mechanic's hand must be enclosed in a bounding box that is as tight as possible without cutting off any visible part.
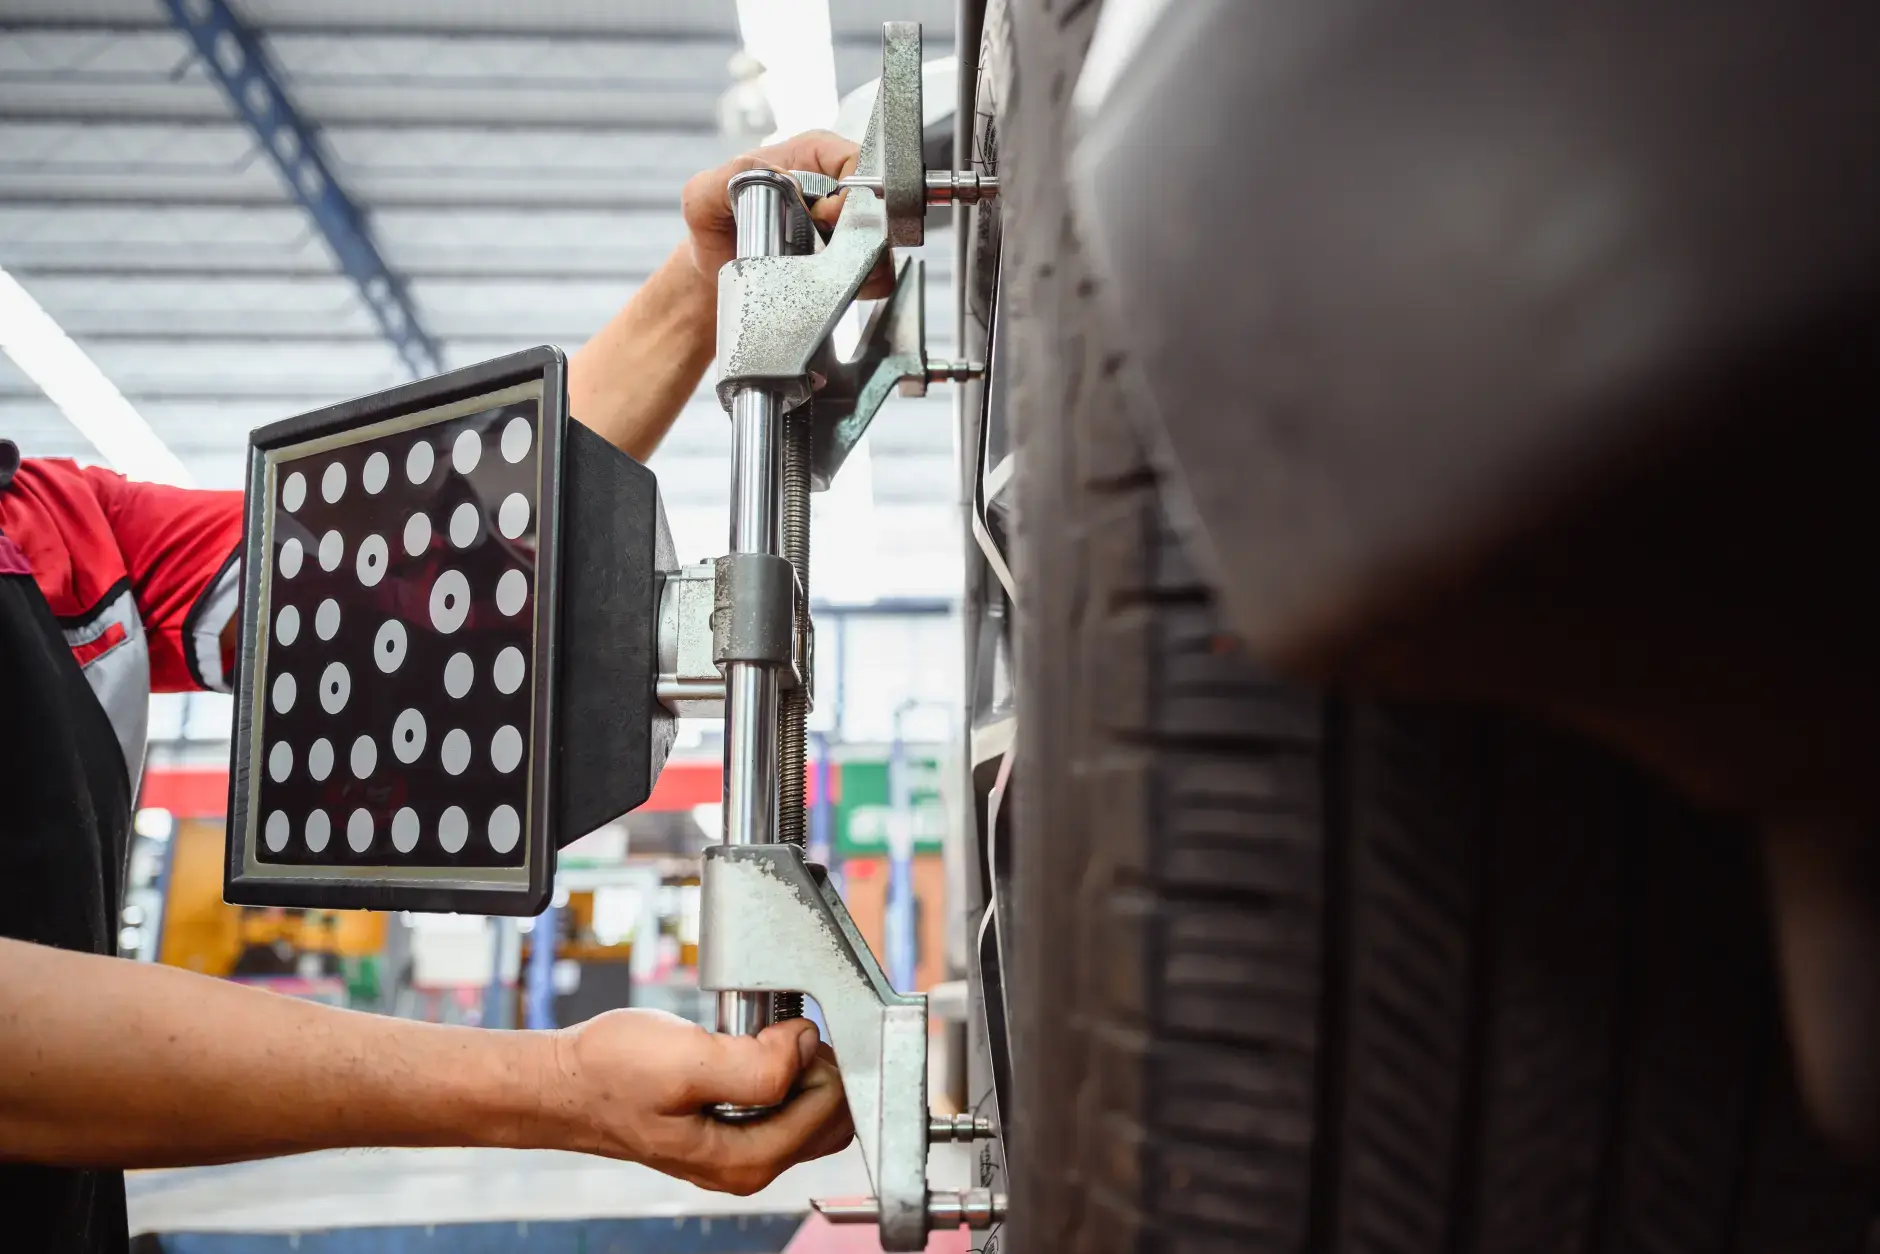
[681,129,896,298]
[547,1009,854,1195]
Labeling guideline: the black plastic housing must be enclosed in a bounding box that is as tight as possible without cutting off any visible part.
[555,419,675,844]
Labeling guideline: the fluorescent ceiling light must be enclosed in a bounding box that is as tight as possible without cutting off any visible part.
[0,265,192,486]
[736,0,841,141]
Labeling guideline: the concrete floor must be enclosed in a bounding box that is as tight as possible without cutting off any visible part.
[128,1142,976,1237]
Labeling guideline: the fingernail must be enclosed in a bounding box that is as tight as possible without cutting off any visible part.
[797,1023,819,1067]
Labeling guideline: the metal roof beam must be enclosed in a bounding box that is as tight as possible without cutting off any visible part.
[158,0,440,378]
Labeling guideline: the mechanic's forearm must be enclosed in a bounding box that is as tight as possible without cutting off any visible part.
[568,243,716,462]
[0,937,573,1168]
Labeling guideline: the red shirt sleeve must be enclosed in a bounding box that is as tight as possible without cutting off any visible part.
[80,467,243,693]
[0,457,243,693]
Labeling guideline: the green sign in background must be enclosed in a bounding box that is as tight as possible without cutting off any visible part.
[832,758,946,858]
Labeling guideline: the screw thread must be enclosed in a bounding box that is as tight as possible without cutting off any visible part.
[773,408,813,1022]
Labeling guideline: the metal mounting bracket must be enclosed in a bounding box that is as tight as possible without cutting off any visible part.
[806,257,929,488]
[713,21,992,489]
[714,23,921,406]
[699,844,930,1250]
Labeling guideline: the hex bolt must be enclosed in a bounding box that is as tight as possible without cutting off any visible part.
[837,171,1000,206]
[928,1112,995,1143]
[925,360,986,386]
[813,1190,1008,1230]
[929,1190,1007,1230]
[923,170,999,205]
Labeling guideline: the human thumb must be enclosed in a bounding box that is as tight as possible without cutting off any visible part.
[765,1017,820,1069]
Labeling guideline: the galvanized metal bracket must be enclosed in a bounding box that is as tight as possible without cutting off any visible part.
[699,843,931,1250]
[875,21,927,248]
[805,257,929,489]
[714,22,925,408]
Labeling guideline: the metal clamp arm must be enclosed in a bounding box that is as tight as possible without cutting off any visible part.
[699,844,930,1250]
[713,22,924,408]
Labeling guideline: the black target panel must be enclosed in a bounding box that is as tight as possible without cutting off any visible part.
[227,348,570,915]
[227,346,673,916]
[256,398,540,870]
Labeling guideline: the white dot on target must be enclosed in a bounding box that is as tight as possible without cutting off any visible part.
[497,493,530,540]
[492,646,525,695]
[356,534,388,587]
[391,807,420,853]
[321,462,346,504]
[350,734,377,779]
[392,708,427,764]
[374,620,407,674]
[306,810,331,852]
[501,416,532,463]
[441,729,471,775]
[438,805,468,853]
[403,512,431,556]
[449,502,478,549]
[347,808,374,852]
[309,738,334,781]
[271,671,296,714]
[276,604,299,646]
[495,569,526,616]
[429,570,470,634]
[490,725,522,773]
[363,451,389,494]
[444,652,473,699]
[488,804,520,854]
[268,740,293,782]
[318,530,343,571]
[406,440,435,484]
[319,662,350,713]
[281,472,306,512]
[452,429,482,475]
[264,811,289,852]
[279,538,303,579]
[315,598,340,641]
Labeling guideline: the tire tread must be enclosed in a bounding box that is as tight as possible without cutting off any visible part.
[994,5,1873,1254]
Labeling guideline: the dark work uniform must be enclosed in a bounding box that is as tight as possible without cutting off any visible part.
[1,448,132,1253]
[0,439,244,1253]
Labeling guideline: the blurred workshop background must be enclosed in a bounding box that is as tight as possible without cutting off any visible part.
[0,1,977,1248]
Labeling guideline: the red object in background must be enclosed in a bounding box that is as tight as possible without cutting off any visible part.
[140,755,840,819]
[640,759,722,809]
[139,766,232,818]
[784,1213,972,1254]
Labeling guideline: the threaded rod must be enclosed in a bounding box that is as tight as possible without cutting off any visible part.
[773,407,813,1022]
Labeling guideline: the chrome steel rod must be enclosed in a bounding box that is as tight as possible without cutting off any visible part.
[716,171,788,1043]
[733,172,785,263]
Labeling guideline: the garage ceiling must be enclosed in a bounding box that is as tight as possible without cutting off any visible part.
[0,0,961,597]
